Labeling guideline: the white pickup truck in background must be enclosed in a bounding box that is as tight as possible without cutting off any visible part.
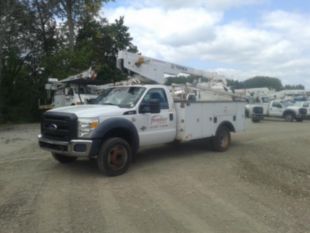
[266,100,307,121]
[293,101,310,118]
[246,97,307,122]
[38,51,246,176]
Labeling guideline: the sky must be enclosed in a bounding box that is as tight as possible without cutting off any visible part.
[102,0,310,88]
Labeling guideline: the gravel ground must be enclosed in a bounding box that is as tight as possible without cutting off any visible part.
[0,120,309,233]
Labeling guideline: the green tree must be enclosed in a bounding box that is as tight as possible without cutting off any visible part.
[283,84,305,90]
[74,16,136,82]
[242,76,283,91]
[226,79,244,90]
[0,0,137,123]
[54,0,112,49]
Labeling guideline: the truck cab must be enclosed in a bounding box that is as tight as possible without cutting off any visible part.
[245,96,269,122]
[293,101,310,118]
[39,85,176,175]
[53,84,97,107]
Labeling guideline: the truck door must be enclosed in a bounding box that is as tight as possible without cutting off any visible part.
[137,88,176,146]
[269,102,283,116]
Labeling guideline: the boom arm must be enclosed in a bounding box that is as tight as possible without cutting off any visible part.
[117,50,221,84]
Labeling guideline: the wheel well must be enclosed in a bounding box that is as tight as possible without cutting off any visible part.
[102,128,138,153]
[283,110,295,117]
[219,121,235,132]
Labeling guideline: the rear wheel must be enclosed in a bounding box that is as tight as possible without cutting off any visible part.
[211,126,231,152]
[97,138,132,176]
[52,153,77,163]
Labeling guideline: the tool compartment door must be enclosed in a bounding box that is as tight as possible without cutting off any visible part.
[176,103,205,141]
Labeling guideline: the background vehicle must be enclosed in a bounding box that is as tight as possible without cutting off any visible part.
[245,96,270,122]
[293,101,310,118]
[39,67,100,109]
[246,96,307,122]
[38,51,246,176]
[266,100,307,122]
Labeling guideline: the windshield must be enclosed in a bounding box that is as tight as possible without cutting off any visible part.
[282,101,294,107]
[97,86,145,108]
[261,97,270,103]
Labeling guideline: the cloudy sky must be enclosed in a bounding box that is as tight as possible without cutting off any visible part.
[102,0,310,88]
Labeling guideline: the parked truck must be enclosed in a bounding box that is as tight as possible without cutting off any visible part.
[246,97,307,122]
[245,96,269,122]
[267,100,307,121]
[38,51,246,176]
[39,67,100,109]
[293,101,310,118]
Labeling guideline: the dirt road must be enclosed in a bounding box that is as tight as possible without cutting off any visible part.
[0,120,310,233]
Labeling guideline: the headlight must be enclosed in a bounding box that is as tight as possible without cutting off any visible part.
[78,118,99,138]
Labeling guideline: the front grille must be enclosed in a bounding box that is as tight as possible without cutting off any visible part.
[299,108,307,115]
[253,106,263,114]
[41,112,77,141]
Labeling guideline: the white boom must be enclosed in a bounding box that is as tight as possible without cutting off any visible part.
[117,50,224,84]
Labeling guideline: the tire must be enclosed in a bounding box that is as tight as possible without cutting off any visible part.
[296,118,303,122]
[211,126,231,152]
[52,153,77,163]
[245,110,250,118]
[252,117,260,123]
[97,137,132,176]
[284,112,294,122]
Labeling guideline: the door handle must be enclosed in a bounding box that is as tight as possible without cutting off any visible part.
[169,113,174,121]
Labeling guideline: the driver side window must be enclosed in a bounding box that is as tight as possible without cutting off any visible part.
[272,102,282,108]
[141,88,169,109]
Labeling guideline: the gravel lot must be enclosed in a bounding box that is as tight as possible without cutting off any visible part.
[0,120,310,233]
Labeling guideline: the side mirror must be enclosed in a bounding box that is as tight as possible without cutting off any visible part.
[140,99,161,114]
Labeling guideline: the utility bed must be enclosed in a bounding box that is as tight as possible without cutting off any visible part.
[175,101,246,141]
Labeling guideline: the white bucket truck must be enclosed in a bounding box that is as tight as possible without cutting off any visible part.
[39,67,98,109]
[38,51,246,176]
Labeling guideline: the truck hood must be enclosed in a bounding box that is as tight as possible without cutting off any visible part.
[286,106,302,111]
[49,105,127,118]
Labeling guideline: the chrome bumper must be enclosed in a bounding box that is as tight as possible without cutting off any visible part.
[38,134,92,157]
[295,114,305,119]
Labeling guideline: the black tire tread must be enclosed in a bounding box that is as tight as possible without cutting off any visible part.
[97,137,132,176]
[211,126,231,152]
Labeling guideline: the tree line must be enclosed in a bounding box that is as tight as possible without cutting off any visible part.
[0,0,137,123]
[227,76,305,91]
[0,1,306,123]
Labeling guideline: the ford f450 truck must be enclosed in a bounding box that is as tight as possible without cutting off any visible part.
[38,51,246,176]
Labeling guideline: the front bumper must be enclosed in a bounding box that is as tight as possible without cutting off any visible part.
[252,113,264,120]
[38,134,92,157]
[295,114,306,119]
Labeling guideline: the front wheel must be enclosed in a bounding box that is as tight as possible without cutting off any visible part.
[211,126,231,152]
[52,153,77,163]
[284,113,294,122]
[296,118,303,122]
[97,138,132,176]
